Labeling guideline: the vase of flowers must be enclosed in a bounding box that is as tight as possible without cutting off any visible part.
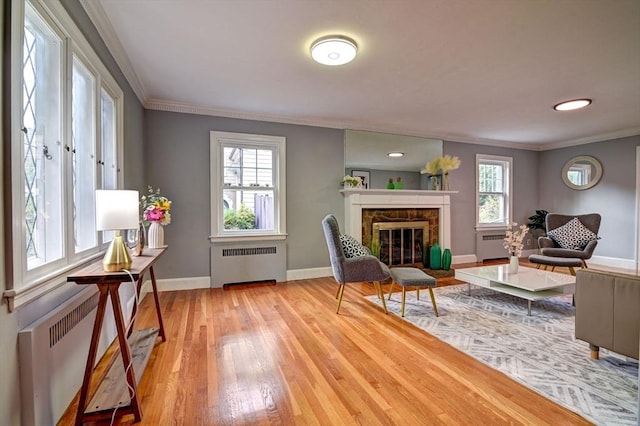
[141,186,172,248]
[421,155,461,190]
[503,222,529,274]
[342,175,363,189]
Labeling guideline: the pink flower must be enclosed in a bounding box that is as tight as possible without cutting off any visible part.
[144,207,164,222]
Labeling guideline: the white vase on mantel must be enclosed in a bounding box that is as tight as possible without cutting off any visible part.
[147,221,164,248]
[508,255,519,274]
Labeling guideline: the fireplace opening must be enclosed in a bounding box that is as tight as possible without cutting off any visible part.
[372,221,429,266]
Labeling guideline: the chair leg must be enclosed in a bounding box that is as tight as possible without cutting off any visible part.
[582,260,589,268]
[335,284,346,314]
[374,281,388,314]
[535,264,541,269]
[388,281,395,300]
[335,285,341,299]
[568,267,576,276]
[401,286,407,317]
[416,287,421,300]
[428,287,439,317]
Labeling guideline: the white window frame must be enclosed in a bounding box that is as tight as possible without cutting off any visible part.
[210,131,286,242]
[4,0,124,310]
[475,154,513,230]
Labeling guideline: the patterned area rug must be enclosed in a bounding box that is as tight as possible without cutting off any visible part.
[366,284,638,425]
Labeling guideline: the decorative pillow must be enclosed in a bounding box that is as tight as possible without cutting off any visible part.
[547,217,598,250]
[339,234,371,258]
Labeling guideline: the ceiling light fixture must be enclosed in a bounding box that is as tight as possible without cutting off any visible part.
[311,35,358,66]
[387,152,404,157]
[553,98,592,111]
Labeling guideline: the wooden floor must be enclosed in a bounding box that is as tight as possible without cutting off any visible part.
[59,261,592,425]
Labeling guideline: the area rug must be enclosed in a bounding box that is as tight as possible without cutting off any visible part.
[366,284,638,425]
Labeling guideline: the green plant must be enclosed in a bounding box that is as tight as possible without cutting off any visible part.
[223,204,256,230]
[527,210,549,231]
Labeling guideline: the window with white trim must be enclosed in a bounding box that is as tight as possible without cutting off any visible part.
[210,131,286,239]
[8,0,124,298]
[476,154,512,228]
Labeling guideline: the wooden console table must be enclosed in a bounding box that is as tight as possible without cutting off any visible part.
[68,247,167,425]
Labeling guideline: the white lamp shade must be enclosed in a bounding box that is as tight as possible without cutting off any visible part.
[311,36,357,66]
[95,190,140,231]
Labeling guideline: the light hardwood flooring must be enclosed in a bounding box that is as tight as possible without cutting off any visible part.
[58,261,592,425]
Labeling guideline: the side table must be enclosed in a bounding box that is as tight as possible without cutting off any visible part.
[67,247,167,425]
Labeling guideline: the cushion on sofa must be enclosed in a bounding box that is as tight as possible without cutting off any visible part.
[547,217,598,250]
[339,234,371,258]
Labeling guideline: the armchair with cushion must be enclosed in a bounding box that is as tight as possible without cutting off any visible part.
[538,213,601,268]
[321,214,390,314]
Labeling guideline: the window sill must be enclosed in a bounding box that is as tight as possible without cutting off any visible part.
[209,233,287,243]
[475,225,510,232]
[3,252,104,312]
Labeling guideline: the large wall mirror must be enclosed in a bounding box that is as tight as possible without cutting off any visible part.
[345,130,442,189]
[561,155,603,190]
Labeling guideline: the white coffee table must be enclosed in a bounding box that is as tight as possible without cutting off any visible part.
[454,264,576,315]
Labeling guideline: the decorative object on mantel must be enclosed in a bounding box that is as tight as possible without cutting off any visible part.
[141,186,172,248]
[387,178,395,189]
[394,177,403,189]
[503,222,529,274]
[421,155,461,190]
[342,175,363,189]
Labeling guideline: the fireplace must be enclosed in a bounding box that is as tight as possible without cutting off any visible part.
[341,189,454,254]
[372,221,429,265]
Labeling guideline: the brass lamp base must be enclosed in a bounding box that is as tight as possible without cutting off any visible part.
[103,232,132,272]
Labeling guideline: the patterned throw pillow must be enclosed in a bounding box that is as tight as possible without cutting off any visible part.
[339,234,371,258]
[547,217,598,250]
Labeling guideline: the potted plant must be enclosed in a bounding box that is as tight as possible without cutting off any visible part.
[527,209,548,248]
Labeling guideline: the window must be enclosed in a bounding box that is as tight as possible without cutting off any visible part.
[7,0,124,304]
[210,131,286,240]
[476,154,512,228]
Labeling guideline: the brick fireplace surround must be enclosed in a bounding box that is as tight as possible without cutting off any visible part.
[341,189,455,251]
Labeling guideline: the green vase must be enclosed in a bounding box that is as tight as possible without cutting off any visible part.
[387,179,395,189]
[429,243,441,270]
[442,248,452,271]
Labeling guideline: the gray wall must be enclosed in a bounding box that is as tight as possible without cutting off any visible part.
[539,135,640,260]
[444,141,541,256]
[144,110,344,278]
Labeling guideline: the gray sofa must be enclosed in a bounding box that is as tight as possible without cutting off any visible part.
[575,269,640,360]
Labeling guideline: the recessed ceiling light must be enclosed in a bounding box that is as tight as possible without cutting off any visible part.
[553,99,592,111]
[387,152,404,157]
[310,36,357,66]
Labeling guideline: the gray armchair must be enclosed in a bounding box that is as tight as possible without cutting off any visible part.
[321,214,391,314]
[538,213,601,267]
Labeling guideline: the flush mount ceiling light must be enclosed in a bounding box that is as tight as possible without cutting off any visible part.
[553,98,592,111]
[310,35,358,66]
[387,152,405,157]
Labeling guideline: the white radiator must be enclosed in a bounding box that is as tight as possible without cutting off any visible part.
[476,231,507,261]
[18,287,106,426]
[210,240,287,287]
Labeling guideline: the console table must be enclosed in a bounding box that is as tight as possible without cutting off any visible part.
[68,247,167,425]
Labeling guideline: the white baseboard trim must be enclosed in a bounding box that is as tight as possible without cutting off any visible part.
[286,267,333,281]
[589,255,637,272]
[452,254,477,264]
[142,276,211,293]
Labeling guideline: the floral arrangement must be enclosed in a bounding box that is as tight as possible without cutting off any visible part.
[503,222,529,257]
[421,155,461,175]
[141,186,172,226]
[342,175,363,188]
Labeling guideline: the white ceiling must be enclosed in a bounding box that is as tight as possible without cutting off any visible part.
[85,0,640,150]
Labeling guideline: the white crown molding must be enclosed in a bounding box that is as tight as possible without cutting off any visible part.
[79,0,147,104]
[537,128,640,151]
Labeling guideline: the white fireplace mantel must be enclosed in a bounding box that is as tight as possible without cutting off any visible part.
[340,189,457,249]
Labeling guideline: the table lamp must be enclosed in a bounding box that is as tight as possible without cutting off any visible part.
[96,190,139,272]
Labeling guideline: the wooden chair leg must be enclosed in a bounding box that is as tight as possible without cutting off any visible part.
[428,287,439,317]
[569,267,576,276]
[401,286,407,317]
[416,287,421,300]
[582,260,589,268]
[335,284,345,314]
[388,281,395,300]
[374,281,388,314]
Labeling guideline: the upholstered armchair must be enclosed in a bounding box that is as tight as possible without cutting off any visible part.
[538,213,601,267]
[321,214,391,314]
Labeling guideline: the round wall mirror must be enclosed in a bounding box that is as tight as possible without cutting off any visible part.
[561,155,602,190]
